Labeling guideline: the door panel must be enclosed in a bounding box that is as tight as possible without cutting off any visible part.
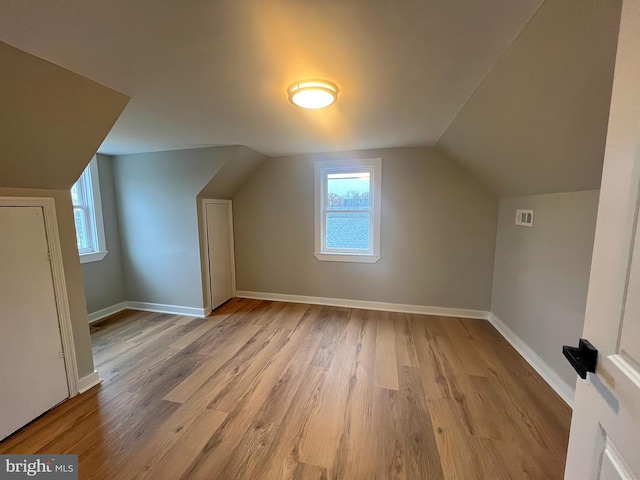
[0,206,69,440]
[599,438,635,480]
[564,1,640,478]
[619,224,640,364]
[205,201,234,310]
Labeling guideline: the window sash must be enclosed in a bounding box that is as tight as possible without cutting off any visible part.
[73,205,95,254]
[72,173,88,207]
[325,208,372,213]
[323,210,373,254]
[71,158,104,257]
[320,167,375,255]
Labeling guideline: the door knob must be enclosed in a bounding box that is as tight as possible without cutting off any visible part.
[562,339,598,379]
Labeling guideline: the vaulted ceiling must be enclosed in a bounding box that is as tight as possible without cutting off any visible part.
[0,42,128,190]
[0,0,541,157]
[437,0,622,196]
[0,0,623,196]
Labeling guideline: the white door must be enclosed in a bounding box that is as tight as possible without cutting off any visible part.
[204,200,235,310]
[564,1,640,478]
[0,206,69,440]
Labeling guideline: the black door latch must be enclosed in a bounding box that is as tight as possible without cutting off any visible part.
[562,339,598,379]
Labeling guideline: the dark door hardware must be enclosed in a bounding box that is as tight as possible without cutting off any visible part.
[562,339,598,379]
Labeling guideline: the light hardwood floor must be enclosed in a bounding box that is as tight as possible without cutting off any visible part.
[0,298,572,479]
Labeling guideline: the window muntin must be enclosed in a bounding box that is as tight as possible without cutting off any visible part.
[71,157,107,263]
[315,159,381,263]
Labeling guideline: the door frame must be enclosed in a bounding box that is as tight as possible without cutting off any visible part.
[201,199,236,315]
[0,196,79,397]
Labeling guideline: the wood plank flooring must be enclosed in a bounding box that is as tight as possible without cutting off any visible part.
[0,298,572,479]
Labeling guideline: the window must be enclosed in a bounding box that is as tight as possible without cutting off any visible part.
[71,156,107,263]
[314,158,381,263]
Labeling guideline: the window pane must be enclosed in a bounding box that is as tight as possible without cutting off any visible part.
[74,207,90,251]
[71,182,81,206]
[326,211,371,250]
[327,172,370,210]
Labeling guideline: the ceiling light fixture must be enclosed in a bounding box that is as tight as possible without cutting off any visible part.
[287,79,338,109]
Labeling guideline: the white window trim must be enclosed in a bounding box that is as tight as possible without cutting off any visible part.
[74,157,108,263]
[314,158,381,263]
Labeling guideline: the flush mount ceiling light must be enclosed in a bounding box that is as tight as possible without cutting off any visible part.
[287,79,339,109]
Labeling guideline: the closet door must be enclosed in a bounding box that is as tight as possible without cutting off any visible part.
[204,200,235,311]
[0,206,69,440]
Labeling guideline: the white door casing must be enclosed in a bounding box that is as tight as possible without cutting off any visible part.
[564,1,640,479]
[0,197,78,396]
[203,199,236,312]
[0,200,78,440]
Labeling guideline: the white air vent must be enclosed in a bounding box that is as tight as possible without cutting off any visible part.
[515,209,534,227]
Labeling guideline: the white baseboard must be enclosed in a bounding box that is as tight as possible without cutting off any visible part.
[235,290,489,320]
[88,301,206,323]
[88,302,128,324]
[488,313,574,407]
[123,301,206,317]
[77,371,102,394]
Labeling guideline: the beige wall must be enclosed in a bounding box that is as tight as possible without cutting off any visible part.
[491,190,600,389]
[233,147,498,310]
[437,0,620,197]
[198,146,268,199]
[0,42,128,378]
[0,42,129,377]
[0,188,94,378]
[0,41,129,190]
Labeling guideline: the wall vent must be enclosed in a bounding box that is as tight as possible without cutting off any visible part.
[515,209,534,227]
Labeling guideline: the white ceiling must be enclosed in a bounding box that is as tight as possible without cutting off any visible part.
[0,0,541,157]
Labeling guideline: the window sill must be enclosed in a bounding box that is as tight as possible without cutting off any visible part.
[79,251,108,264]
[314,252,381,263]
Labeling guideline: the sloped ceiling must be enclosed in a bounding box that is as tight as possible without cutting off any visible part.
[198,146,268,200]
[437,0,622,197]
[0,1,625,197]
[0,41,129,190]
[0,0,540,157]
